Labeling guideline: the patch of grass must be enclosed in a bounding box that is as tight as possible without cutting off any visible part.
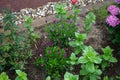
[91,2,117,24]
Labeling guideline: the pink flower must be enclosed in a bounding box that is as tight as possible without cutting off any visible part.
[115,0,120,4]
[107,5,120,15]
[106,15,120,27]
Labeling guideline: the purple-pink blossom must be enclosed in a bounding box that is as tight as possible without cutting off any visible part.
[107,5,120,15]
[106,15,120,27]
[115,0,120,4]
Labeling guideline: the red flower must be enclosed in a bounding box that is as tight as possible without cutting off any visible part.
[71,0,77,5]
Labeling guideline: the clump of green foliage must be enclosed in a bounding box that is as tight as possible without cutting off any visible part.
[0,9,39,72]
[91,2,116,24]
[0,70,28,80]
[36,46,68,80]
[45,4,80,47]
[68,32,117,80]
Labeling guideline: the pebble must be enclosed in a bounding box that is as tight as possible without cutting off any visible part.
[0,0,105,25]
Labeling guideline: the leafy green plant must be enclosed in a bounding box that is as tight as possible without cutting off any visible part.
[103,76,109,80]
[46,76,51,80]
[55,4,67,19]
[91,4,109,24]
[15,70,28,80]
[84,12,96,33]
[0,9,39,72]
[68,33,117,80]
[24,16,39,43]
[45,72,79,80]
[45,3,80,47]
[35,46,68,80]
[64,72,79,80]
[78,46,102,80]
[0,72,10,80]
[69,32,87,55]
[0,70,28,80]
[101,46,117,70]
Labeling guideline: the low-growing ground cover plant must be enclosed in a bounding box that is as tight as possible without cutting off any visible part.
[0,9,39,72]
[35,46,68,80]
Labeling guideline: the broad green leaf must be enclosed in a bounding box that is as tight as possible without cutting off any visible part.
[103,76,109,80]
[109,57,117,63]
[75,32,87,41]
[69,41,79,47]
[46,76,51,80]
[102,55,111,61]
[94,56,102,64]
[95,69,102,75]
[86,62,95,73]
[86,12,96,24]
[90,74,97,80]
[80,65,88,75]
[15,70,28,80]
[77,57,88,64]
[64,72,79,80]
[70,53,77,61]
[102,46,113,55]
[74,48,81,55]
[84,12,96,32]
[0,72,10,80]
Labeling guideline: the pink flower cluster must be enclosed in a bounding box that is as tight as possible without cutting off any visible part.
[106,15,120,27]
[115,0,120,4]
[106,4,120,27]
[107,5,119,15]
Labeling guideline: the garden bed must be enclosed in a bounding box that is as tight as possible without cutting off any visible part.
[25,0,120,80]
[1,0,120,80]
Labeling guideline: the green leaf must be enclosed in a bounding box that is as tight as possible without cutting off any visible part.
[86,62,95,73]
[64,72,79,80]
[94,56,102,64]
[82,46,100,63]
[102,46,113,56]
[86,12,96,24]
[77,56,88,64]
[101,62,108,70]
[0,72,10,80]
[95,69,102,75]
[15,70,28,80]
[102,55,111,61]
[75,32,87,41]
[80,65,88,75]
[84,12,96,32]
[102,46,117,63]
[90,74,97,80]
[46,76,51,80]
[69,41,78,47]
[70,53,77,60]
[103,76,109,80]
[109,57,117,63]
[29,26,34,32]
